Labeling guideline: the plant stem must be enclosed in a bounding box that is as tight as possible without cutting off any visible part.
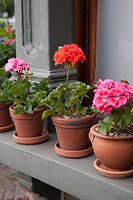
[66,67,70,88]
[26,70,30,94]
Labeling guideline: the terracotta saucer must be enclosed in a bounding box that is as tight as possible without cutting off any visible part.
[0,122,14,133]
[13,129,49,145]
[55,142,93,158]
[94,159,133,179]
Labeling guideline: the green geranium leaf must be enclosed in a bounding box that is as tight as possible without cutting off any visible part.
[98,117,113,134]
[14,105,26,115]
[80,107,89,115]
[26,102,33,114]
[42,109,55,120]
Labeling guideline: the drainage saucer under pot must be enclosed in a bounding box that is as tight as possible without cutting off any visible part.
[94,159,133,179]
[13,129,49,145]
[0,122,14,133]
[55,142,93,158]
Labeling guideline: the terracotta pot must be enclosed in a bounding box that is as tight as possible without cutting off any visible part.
[89,124,133,171]
[52,113,95,151]
[9,106,45,137]
[0,103,12,127]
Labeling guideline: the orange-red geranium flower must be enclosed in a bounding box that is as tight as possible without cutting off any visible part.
[53,43,86,68]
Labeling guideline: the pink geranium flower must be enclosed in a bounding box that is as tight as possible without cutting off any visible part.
[2,39,14,44]
[92,79,133,135]
[5,28,13,33]
[93,79,133,114]
[5,58,30,73]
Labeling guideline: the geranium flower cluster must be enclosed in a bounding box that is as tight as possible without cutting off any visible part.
[2,27,15,45]
[0,21,16,67]
[2,39,14,45]
[93,79,133,113]
[53,43,86,68]
[5,58,30,73]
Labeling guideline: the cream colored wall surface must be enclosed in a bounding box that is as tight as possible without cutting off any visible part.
[96,0,133,84]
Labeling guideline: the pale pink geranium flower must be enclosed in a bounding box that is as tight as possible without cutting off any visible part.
[5,58,30,73]
[5,63,12,72]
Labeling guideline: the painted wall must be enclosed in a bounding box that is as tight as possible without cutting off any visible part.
[96,0,133,85]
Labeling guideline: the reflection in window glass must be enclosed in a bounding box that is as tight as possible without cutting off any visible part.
[0,0,16,67]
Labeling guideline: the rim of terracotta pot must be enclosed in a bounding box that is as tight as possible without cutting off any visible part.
[52,113,96,124]
[90,124,133,140]
[0,103,11,109]
[9,105,45,120]
[52,113,95,121]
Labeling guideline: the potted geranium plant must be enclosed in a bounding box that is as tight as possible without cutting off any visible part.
[0,21,16,132]
[89,79,133,178]
[42,43,95,158]
[5,57,50,144]
[0,68,14,132]
[0,20,16,67]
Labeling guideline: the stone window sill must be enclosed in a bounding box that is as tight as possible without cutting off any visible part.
[0,129,132,200]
